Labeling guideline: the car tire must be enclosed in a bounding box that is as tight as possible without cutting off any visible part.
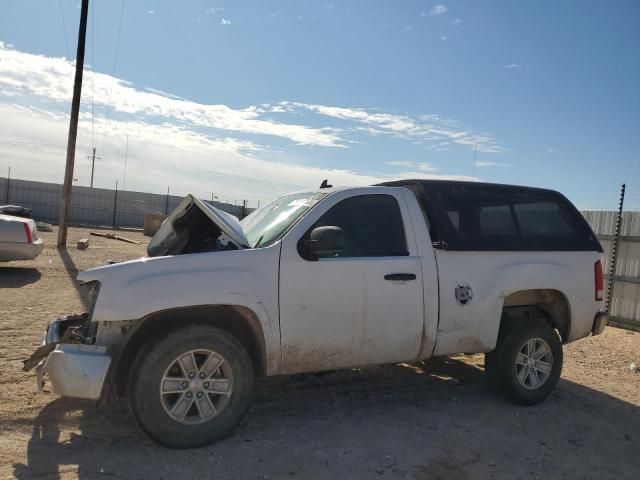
[485,317,563,405]
[128,325,254,448]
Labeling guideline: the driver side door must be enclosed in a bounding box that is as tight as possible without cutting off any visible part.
[278,189,424,374]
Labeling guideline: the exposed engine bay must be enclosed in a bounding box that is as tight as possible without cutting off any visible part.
[147,194,246,257]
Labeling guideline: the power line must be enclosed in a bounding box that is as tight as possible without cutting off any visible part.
[91,0,95,149]
[98,0,125,150]
[92,0,126,171]
[57,1,70,58]
[112,0,125,76]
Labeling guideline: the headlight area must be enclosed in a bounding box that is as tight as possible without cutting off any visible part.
[76,280,136,348]
[55,313,95,345]
[79,280,101,319]
[76,280,101,342]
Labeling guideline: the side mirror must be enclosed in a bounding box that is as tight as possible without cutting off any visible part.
[306,226,346,258]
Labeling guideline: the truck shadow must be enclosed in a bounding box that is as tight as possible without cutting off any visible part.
[12,357,640,479]
[0,267,41,288]
[56,247,89,309]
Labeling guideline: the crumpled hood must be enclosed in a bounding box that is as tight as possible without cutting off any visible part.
[147,194,249,256]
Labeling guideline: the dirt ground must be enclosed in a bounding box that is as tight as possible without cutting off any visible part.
[1,226,638,480]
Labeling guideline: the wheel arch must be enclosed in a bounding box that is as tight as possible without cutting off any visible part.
[110,304,268,398]
[502,289,571,342]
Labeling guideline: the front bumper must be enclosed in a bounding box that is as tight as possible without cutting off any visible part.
[592,312,608,336]
[26,316,111,400]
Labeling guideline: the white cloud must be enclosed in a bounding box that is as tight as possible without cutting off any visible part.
[505,64,529,70]
[453,18,461,26]
[281,102,504,153]
[475,161,512,168]
[220,18,231,26]
[440,36,447,41]
[430,5,448,16]
[147,10,155,15]
[387,161,438,172]
[0,46,343,148]
[547,148,555,153]
[0,44,500,202]
[0,103,476,202]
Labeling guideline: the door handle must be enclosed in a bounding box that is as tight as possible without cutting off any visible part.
[384,273,417,281]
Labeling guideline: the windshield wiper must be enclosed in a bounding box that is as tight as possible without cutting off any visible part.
[253,235,264,249]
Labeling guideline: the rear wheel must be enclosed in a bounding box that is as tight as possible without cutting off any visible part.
[485,317,563,405]
[128,325,253,448]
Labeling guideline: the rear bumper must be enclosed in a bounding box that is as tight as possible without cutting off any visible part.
[592,312,608,336]
[31,317,111,400]
[0,238,44,261]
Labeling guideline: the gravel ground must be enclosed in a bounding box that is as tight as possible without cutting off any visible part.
[1,226,638,480]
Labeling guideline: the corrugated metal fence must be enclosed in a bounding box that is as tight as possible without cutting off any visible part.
[0,177,251,227]
[582,211,640,331]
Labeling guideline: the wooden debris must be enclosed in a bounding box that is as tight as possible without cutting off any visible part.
[77,238,90,250]
[22,343,57,372]
[90,231,142,245]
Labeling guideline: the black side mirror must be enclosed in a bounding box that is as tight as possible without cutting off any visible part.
[302,226,345,259]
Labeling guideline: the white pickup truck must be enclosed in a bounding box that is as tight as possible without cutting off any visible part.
[25,180,607,448]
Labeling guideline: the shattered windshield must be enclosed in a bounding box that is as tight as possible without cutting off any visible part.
[241,192,327,248]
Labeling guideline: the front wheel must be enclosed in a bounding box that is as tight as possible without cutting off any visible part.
[485,318,563,405]
[128,325,254,448]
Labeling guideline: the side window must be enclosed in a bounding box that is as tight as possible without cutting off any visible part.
[513,201,574,236]
[440,193,517,238]
[310,194,408,258]
[479,204,517,235]
[446,211,460,231]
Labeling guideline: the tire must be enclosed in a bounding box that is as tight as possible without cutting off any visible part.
[485,317,563,405]
[128,325,254,448]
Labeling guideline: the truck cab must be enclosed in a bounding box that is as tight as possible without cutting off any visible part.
[25,180,606,448]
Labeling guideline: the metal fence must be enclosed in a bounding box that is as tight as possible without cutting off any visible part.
[0,176,252,228]
[582,210,640,331]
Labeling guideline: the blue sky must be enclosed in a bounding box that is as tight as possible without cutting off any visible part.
[0,0,638,208]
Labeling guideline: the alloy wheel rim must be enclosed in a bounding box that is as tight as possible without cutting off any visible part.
[159,349,233,424]
[515,338,553,390]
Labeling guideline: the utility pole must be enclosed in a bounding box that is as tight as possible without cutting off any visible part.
[112,180,118,227]
[122,135,128,188]
[57,0,89,246]
[88,147,101,188]
[5,166,10,204]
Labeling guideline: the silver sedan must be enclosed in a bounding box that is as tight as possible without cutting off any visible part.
[0,214,44,262]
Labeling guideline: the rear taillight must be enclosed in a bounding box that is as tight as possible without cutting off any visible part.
[594,260,604,301]
[23,223,33,243]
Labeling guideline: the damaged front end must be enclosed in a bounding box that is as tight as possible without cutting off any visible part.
[23,313,111,400]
